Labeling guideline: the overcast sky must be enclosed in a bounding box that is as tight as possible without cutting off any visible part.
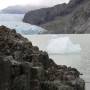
[0,0,70,10]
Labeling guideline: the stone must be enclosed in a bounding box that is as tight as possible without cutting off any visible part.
[0,56,11,90]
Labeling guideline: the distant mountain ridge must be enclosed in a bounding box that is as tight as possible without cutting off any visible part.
[1,5,47,14]
[23,0,90,33]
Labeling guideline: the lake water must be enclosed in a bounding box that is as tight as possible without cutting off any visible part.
[24,34,90,90]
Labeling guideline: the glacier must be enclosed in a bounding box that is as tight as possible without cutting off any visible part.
[46,37,81,54]
[0,14,47,34]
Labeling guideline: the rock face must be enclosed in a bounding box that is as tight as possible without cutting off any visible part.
[0,25,85,90]
[23,0,83,25]
[23,3,67,25]
[23,0,90,33]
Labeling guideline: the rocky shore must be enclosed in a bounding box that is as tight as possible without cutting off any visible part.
[0,25,85,90]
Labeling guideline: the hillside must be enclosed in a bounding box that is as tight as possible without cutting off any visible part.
[23,0,90,33]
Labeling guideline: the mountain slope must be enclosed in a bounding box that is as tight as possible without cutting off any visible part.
[41,0,90,34]
[23,0,90,33]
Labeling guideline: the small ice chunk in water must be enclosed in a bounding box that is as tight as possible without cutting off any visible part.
[46,37,81,54]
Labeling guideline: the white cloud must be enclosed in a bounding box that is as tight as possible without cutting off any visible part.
[44,0,69,6]
[0,0,70,9]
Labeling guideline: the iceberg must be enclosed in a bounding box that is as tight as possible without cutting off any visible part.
[46,37,81,54]
[0,14,47,34]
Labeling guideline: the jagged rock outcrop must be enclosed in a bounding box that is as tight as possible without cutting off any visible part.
[23,0,90,33]
[0,25,85,90]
